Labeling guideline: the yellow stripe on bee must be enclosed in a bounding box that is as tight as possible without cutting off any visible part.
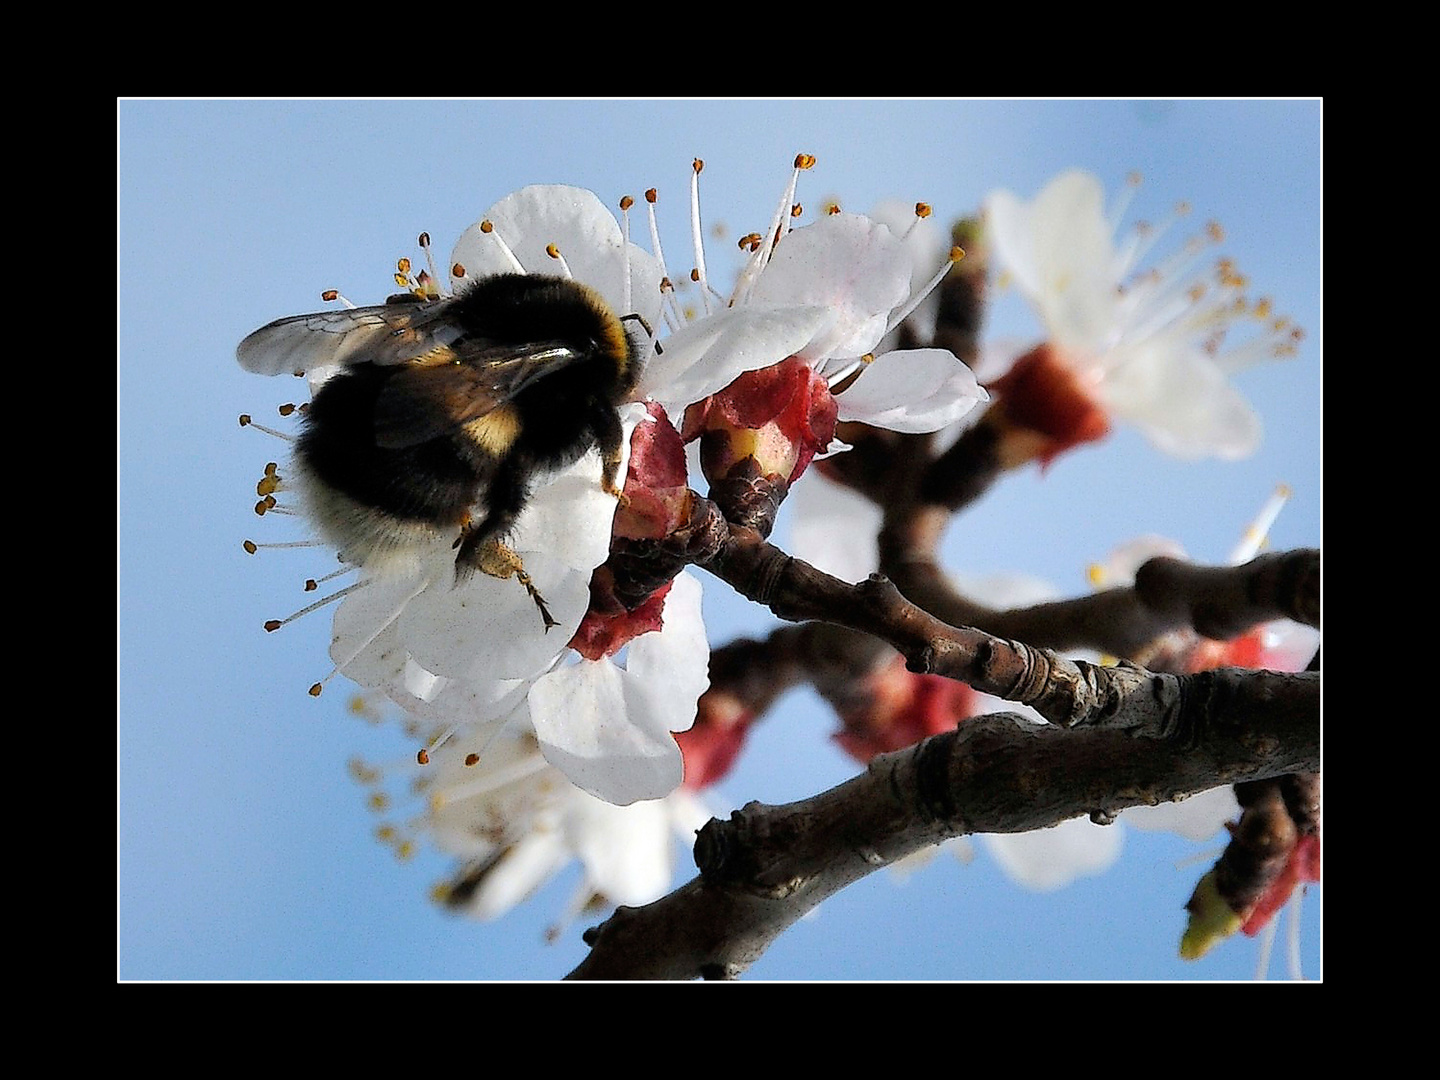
[412,343,460,366]
[463,405,521,455]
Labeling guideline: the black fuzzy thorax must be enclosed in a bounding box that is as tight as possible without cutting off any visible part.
[297,274,640,530]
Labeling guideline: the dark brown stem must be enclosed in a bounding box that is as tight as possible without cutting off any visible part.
[568,666,1318,980]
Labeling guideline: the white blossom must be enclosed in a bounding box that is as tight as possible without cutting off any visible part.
[985,169,1302,459]
[261,168,991,809]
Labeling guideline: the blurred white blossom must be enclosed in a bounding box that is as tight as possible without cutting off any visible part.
[985,168,1302,460]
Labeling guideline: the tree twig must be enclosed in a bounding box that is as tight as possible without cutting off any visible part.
[568,663,1318,980]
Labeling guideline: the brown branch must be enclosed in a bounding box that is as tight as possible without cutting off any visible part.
[691,500,1312,734]
[568,664,1318,980]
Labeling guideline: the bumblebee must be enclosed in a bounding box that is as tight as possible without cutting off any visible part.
[237,273,646,629]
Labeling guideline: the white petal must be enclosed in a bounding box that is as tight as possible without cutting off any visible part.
[785,469,882,584]
[749,213,911,359]
[329,568,436,687]
[460,830,570,920]
[870,200,950,345]
[1092,534,1190,587]
[399,551,589,680]
[563,795,677,905]
[986,171,1119,351]
[507,405,642,571]
[1102,342,1262,459]
[449,185,663,327]
[529,658,685,805]
[835,349,988,433]
[640,305,835,413]
[622,571,708,736]
[1256,621,1323,672]
[1122,785,1240,842]
[980,817,1124,891]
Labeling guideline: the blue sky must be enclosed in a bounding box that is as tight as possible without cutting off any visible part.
[118,99,1321,981]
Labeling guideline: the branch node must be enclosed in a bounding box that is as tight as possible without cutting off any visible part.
[693,815,731,877]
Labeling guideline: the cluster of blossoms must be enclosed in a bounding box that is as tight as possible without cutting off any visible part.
[242,162,1313,948]
[243,157,988,921]
[780,175,1316,927]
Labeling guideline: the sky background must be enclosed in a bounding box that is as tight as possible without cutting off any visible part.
[118,99,1321,982]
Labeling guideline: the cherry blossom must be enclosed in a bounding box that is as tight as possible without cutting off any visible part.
[351,725,712,930]
[984,169,1302,462]
[249,166,988,809]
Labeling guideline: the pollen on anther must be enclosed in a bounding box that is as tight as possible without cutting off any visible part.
[243,540,258,554]
[693,158,704,174]
[546,243,561,259]
[794,153,817,170]
[480,220,494,233]
[241,414,296,442]
[915,202,932,219]
[646,188,659,204]
[397,257,412,275]
[416,748,430,765]
[321,289,339,302]
[620,195,634,211]
[465,753,480,767]
[452,263,466,280]
[308,683,323,697]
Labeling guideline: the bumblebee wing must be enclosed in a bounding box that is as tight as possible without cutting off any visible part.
[236,300,465,376]
[373,341,586,449]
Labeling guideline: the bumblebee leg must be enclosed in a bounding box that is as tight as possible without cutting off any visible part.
[591,405,628,501]
[455,531,559,632]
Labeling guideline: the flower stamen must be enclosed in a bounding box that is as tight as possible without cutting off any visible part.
[619,195,635,316]
[238,413,294,442]
[545,242,572,278]
[476,219,526,275]
[689,159,712,316]
[262,578,369,633]
[1229,483,1290,564]
[884,244,965,337]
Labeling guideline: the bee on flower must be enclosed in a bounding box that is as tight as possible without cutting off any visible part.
[238,158,989,810]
